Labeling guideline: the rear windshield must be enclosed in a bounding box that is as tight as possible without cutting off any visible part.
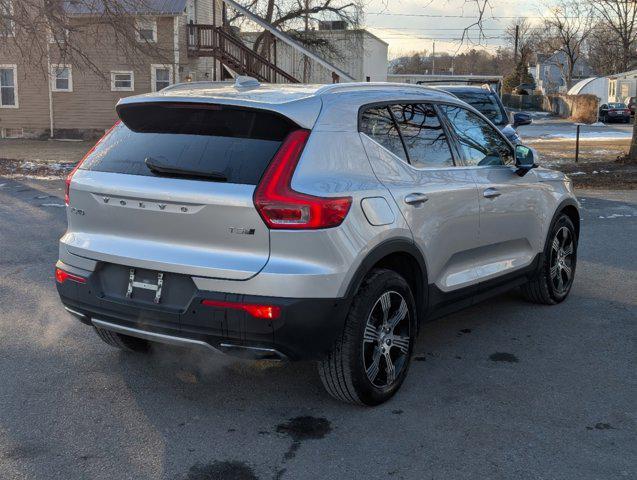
[80,103,297,185]
[451,91,507,125]
[608,103,626,109]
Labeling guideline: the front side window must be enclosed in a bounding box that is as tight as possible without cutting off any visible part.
[0,65,17,107]
[390,103,454,168]
[111,71,134,91]
[51,65,72,92]
[360,106,407,162]
[152,65,172,92]
[440,105,513,166]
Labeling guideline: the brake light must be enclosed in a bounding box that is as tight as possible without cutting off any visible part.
[254,129,352,229]
[55,267,86,284]
[201,299,281,320]
[65,121,120,206]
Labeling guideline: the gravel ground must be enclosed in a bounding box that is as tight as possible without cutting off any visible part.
[0,178,635,480]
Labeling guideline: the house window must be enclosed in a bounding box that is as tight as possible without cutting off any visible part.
[51,64,73,92]
[1,127,23,138]
[0,65,18,108]
[151,64,173,92]
[49,27,69,44]
[111,71,134,91]
[136,18,157,43]
[0,1,14,36]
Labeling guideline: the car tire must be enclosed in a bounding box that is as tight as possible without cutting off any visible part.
[94,327,151,353]
[521,214,578,305]
[318,268,416,406]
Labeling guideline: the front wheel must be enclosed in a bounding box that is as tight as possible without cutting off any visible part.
[521,214,577,304]
[318,268,416,406]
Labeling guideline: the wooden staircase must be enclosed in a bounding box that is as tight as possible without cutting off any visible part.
[187,24,299,84]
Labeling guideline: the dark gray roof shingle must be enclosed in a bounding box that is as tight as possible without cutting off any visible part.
[64,0,187,15]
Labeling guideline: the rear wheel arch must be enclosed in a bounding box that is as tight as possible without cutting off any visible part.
[344,239,428,329]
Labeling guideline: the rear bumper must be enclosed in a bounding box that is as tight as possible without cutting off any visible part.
[55,261,349,361]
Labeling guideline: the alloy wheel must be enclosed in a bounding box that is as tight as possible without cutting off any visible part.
[549,226,575,294]
[362,291,411,388]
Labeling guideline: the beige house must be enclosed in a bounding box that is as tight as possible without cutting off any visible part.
[0,0,358,139]
[0,0,227,139]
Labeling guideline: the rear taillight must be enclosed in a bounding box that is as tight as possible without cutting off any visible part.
[201,299,281,320]
[254,129,352,229]
[65,121,120,206]
[55,267,86,284]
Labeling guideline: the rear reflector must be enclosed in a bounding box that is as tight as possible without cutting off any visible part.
[254,129,352,229]
[201,299,281,320]
[55,267,87,284]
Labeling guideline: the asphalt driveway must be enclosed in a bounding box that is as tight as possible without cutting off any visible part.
[0,179,635,480]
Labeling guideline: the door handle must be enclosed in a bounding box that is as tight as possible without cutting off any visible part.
[404,193,429,206]
[483,188,501,199]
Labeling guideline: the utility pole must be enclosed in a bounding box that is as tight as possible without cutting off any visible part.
[514,24,519,64]
[303,0,310,83]
[432,40,435,75]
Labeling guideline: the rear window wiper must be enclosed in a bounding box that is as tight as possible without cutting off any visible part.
[144,157,227,182]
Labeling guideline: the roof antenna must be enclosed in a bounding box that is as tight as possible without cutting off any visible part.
[234,76,261,89]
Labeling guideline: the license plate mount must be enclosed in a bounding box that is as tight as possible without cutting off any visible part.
[125,268,164,304]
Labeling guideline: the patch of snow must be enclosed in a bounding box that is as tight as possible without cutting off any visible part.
[0,183,6,188]
[21,161,38,170]
[589,122,606,127]
[532,131,631,141]
[569,171,586,176]
[40,203,65,208]
[592,171,599,174]
[35,195,50,199]
[54,138,85,142]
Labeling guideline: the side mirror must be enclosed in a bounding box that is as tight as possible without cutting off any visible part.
[512,112,532,128]
[514,145,538,176]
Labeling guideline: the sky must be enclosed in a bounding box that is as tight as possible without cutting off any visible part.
[361,0,548,58]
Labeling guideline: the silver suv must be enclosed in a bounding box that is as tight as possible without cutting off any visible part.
[55,80,580,405]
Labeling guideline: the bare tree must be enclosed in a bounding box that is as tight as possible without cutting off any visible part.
[586,23,625,74]
[0,0,173,79]
[230,0,363,57]
[505,18,540,67]
[588,0,637,72]
[542,0,593,89]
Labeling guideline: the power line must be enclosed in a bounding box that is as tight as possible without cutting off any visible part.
[366,12,576,19]
[366,26,546,32]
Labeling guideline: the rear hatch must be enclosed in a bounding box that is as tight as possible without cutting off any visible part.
[62,102,299,280]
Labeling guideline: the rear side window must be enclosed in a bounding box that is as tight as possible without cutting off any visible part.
[389,104,454,168]
[359,106,408,162]
[360,103,454,168]
[80,104,297,185]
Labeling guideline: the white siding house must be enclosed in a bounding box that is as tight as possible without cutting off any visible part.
[240,28,388,84]
[567,70,637,104]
